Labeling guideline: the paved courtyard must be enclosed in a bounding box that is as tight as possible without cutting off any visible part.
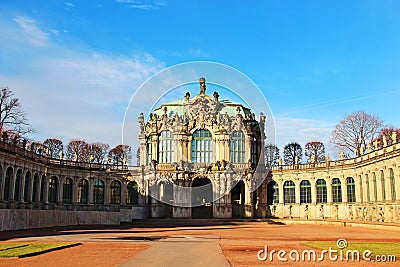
[0,221,399,266]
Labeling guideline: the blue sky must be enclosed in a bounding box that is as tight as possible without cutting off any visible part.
[1,0,400,157]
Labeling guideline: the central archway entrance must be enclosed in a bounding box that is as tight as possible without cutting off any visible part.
[191,177,213,219]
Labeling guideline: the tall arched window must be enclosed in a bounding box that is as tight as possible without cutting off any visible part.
[110,180,121,204]
[77,179,88,204]
[347,177,356,203]
[283,180,295,204]
[389,168,396,201]
[251,136,258,166]
[63,178,73,204]
[332,178,342,203]
[316,179,327,203]
[24,171,31,203]
[365,174,370,202]
[267,181,279,205]
[48,176,58,203]
[191,129,213,163]
[4,167,13,201]
[230,131,245,163]
[93,179,104,204]
[14,169,22,202]
[127,181,139,205]
[300,180,311,203]
[372,172,377,202]
[158,130,174,163]
[146,136,153,165]
[380,170,386,201]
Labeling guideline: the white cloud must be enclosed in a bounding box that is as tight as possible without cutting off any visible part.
[2,15,165,147]
[64,2,74,7]
[14,15,49,47]
[273,117,334,153]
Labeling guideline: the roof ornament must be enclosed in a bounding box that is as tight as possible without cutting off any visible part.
[199,77,206,94]
[236,106,241,114]
[163,106,168,115]
[213,91,219,101]
[185,92,190,101]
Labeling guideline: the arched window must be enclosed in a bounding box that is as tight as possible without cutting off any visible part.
[380,170,386,201]
[372,172,377,202]
[24,171,31,203]
[33,173,39,202]
[332,178,342,203]
[158,130,174,163]
[251,136,258,166]
[347,177,356,203]
[389,168,396,201]
[191,129,213,163]
[316,179,327,203]
[63,178,73,204]
[14,169,22,202]
[300,180,311,203]
[48,176,58,203]
[283,180,295,204]
[110,180,121,204]
[93,179,104,204]
[230,131,245,163]
[365,174,370,202]
[267,181,279,205]
[146,136,153,165]
[4,167,13,201]
[127,181,139,205]
[77,179,88,204]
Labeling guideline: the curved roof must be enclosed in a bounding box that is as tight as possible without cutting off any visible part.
[153,94,252,118]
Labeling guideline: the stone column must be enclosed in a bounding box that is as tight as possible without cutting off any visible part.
[88,178,94,204]
[121,181,126,205]
[342,177,348,203]
[19,172,26,203]
[104,179,110,205]
[311,179,317,204]
[43,179,49,204]
[295,180,301,204]
[355,176,362,204]
[326,178,332,203]
[9,170,16,201]
[28,174,34,203]
[57,177,63,204]
[278,181,284,204]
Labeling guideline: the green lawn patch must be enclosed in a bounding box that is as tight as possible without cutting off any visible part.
[301,241,400,258]
[0,242,81,258]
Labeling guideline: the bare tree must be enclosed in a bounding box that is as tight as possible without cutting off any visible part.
[304,141,326,163]
[283,142,302,165]
[108,144,132,165]
[90,142,110,164]
[66,139,90,162]
[330,110,383,155]
[43,138,63,159]
[0,86,33,135]
[373,127,400,149]
[264,144,280,167]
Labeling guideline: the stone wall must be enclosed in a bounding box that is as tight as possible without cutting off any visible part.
[0,209,119,231]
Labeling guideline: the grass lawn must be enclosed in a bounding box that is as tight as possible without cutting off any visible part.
[301,241,400,258]
[0,242,80,258]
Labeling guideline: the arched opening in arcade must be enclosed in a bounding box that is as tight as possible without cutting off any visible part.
[231,180,245,218]
[191,177,213,219]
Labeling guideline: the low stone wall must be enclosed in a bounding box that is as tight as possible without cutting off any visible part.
[0,209,119,231]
